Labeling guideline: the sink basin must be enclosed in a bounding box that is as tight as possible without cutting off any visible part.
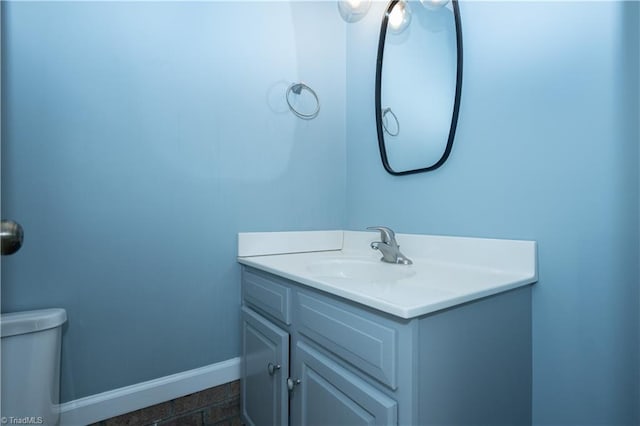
[238,230,537,318]
[306,258,416,283]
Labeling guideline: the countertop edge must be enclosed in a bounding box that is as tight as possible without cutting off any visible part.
[238,257,536,319]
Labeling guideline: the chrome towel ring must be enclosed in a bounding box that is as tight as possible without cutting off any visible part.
[286,82,320,120]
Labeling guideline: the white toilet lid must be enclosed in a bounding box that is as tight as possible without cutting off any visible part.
[1,308,67,337]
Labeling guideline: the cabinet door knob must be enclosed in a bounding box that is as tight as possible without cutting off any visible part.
[267,362,281,376]
[287,377,301,392]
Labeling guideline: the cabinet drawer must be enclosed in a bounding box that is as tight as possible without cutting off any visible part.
[297,292,398,389]
[243,268,291,325]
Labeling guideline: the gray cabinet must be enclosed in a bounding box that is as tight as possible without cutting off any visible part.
[241,266,532,426]
[291,341,397,426]
[241,306,289,426]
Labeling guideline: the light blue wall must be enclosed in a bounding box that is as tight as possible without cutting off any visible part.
[346,1,639,424]
[2,0,638,422]
[1,1,346,402]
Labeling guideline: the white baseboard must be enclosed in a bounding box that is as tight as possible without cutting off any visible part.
[59,357,241,426]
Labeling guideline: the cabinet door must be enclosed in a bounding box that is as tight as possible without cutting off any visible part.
[242,307,289,426]
[291,341,397,426]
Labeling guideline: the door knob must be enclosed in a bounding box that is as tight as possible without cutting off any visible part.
[1,220,24,255]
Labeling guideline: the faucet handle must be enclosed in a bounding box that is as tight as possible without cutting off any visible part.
[366,226,396,244]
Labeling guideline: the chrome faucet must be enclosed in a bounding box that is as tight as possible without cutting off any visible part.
[367,226,413,265]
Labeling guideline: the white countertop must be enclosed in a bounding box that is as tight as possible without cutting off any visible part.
[237,230,537,319]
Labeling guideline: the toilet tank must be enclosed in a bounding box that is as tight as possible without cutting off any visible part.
[1,308,67,426]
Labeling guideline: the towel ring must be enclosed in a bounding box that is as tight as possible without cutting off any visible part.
[382,107,400,136]
[286,82,320,120]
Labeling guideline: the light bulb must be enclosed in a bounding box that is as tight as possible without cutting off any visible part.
[337,0,372,23]
[420,0,449,10]
[388,1,412,34]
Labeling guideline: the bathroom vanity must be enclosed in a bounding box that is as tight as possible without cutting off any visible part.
[238,230,537,426]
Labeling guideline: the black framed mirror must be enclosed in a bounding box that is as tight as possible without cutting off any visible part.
[375,0,463,175]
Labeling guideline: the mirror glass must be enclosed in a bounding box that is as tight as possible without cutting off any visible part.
[376,0,462,175]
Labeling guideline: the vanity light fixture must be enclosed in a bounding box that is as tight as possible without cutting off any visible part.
[388,1,412,34]
[338,0,372,23]
[420,0,450,10]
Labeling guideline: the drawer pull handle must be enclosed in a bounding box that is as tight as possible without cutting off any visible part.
[268,362,281,376]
